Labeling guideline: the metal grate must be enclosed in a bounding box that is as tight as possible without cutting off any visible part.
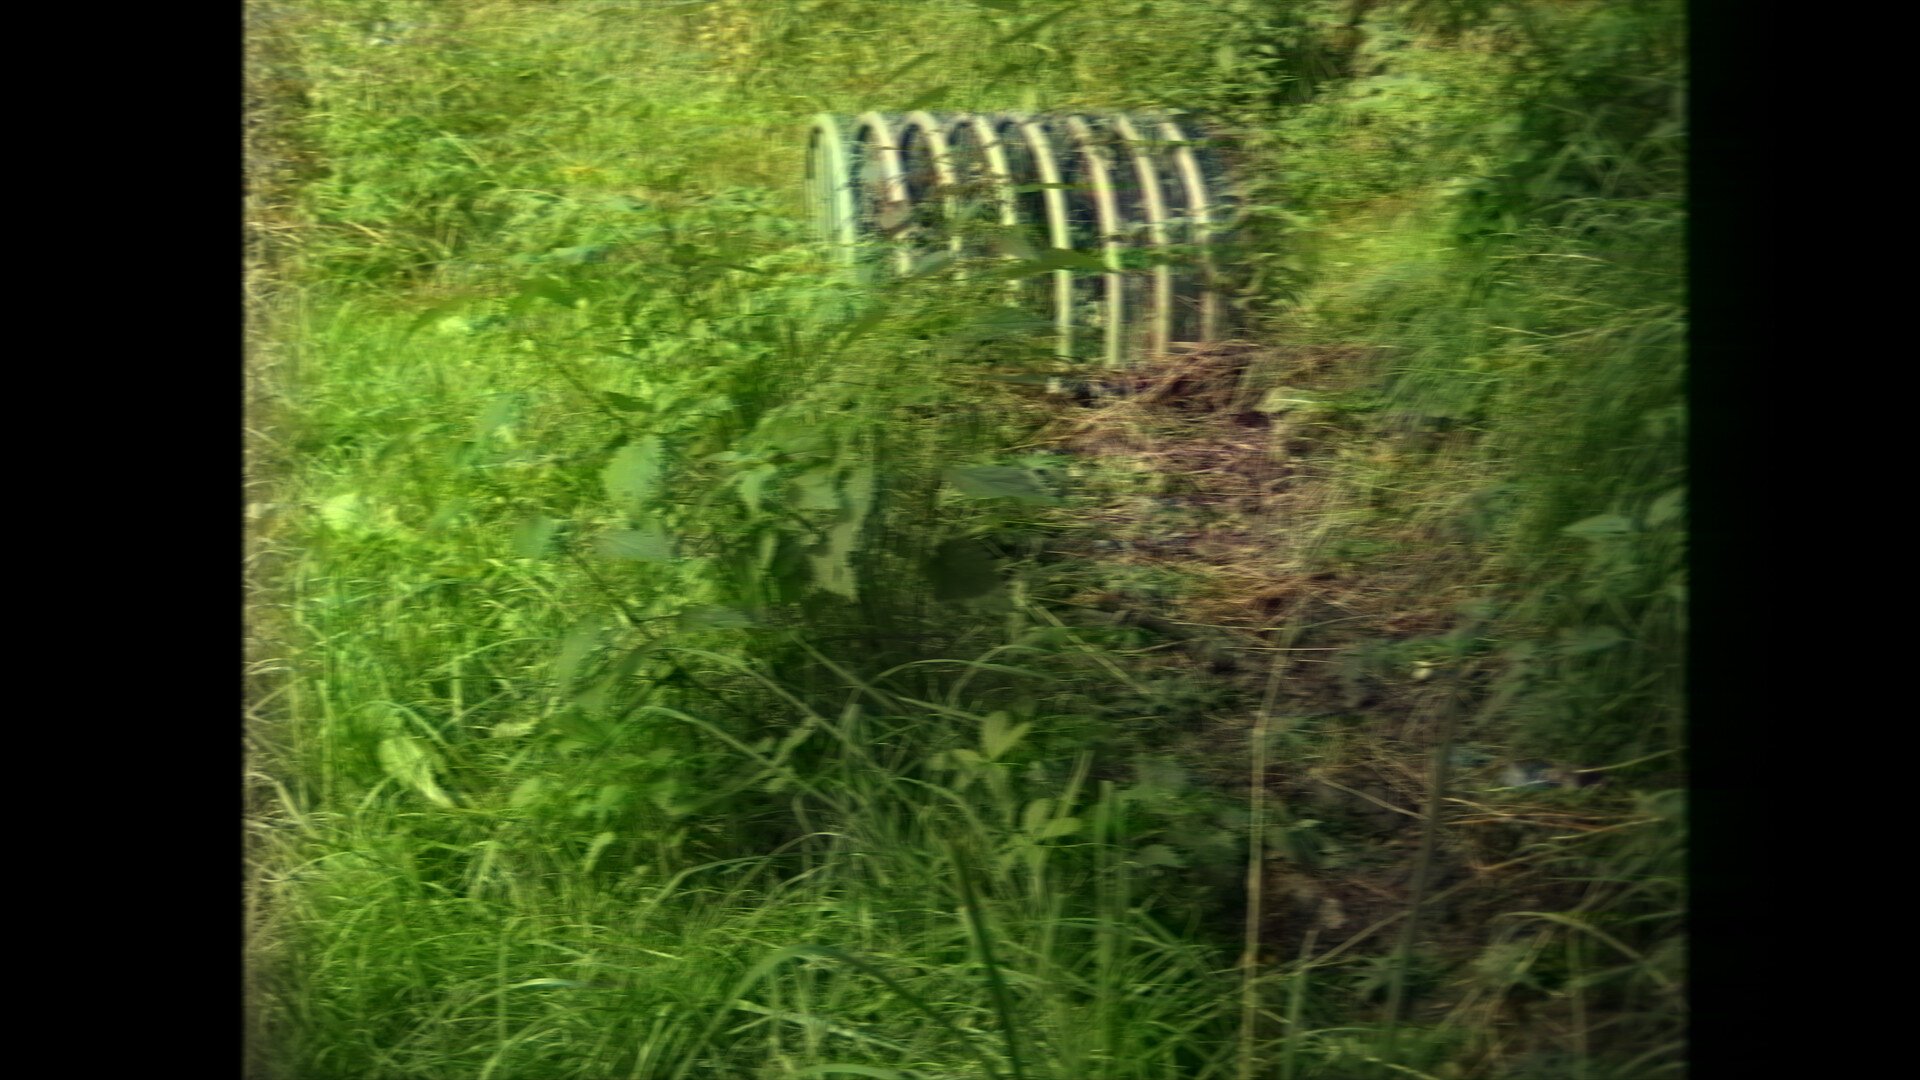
[806,111,1235,368]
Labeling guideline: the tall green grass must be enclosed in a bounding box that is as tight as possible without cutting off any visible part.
[247,2,1684,1077]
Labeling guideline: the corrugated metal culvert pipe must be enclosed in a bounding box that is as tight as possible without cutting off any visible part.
[806,111,1236,369]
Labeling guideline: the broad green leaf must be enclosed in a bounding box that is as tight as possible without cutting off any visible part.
[602,437,664,516]
[758,528,779,571]
[546,243,609,265]
[1039,816,1082,839]
[737,463,779,515]
[945,465,1058,503]
[572,645,648,714]
[1132,844,1185,868]
[1021,797,1054,834]
[596,527,673,561]
[318,492,362,531]
[1641,404,1684,439]
[794,466,842,511]
[554,618,606,688]
[405,298,473,338]
[511,274,579,311]
[581,830,617,873]
[1256,388,1322,415]
[650,777,692,816]
[491,717,539,739]
[377,736,455,808]
[766,531,813,602]
[945,747,984,769]
[686,393,736,418]
[925,538,1000,601]
[770,431,833,461]
[844,464,876,531]
[512,516,561,558]
[601,391,647,412]
[776,720,817,759]
[679,606,757,630]
[1563,514,1635,540]
[592,783,630,817]
[809,512,861,601]
[1132,759,1188,797]
[551,706,610,745]
[831,301,897,350]
[1647,487,1685,527]
[988,227,1040,262]
[1558,625,1626,655]
[982,711,1032,761]
[364,703,407,737]
[898,82,951,115]
[470,395,517,440]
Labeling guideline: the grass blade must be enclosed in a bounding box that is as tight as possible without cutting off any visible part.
[949,838,1027,1080]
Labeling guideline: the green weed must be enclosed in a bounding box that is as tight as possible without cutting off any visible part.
[246,2,1684,1077]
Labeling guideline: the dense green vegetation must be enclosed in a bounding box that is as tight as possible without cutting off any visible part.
[244,2,1685,1077]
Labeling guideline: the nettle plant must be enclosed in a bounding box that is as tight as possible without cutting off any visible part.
[499,214,1068,658]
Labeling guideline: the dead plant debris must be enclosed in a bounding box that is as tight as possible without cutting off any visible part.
[1023,338,1637,1031]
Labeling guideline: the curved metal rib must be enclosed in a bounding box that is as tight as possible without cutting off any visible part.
[1157,115,1219,345]
[852,111,912,276]
[807,114,858,262]
[806,109,1231,364]
[898,110,960,272]
[1106,112,1172,360]
[1062,114,1126,370]
[997,114,1073,360]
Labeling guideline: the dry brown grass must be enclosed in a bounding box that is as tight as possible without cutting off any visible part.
[1030,338,1485,684]
[1013,337,1607,1025]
